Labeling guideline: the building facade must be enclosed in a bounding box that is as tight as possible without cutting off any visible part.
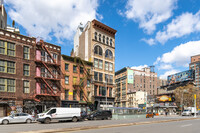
[74,20,117,110]
[115,67,157,107]
[0,1,7,30]
[0,27,61,117]
[127,91,147,108]
[190,54,200,89]
[61,55,93,110]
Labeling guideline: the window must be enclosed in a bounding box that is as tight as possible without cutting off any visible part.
[80,78,84,86]
[73,90,77,100]
[103,35,105,43]
[95,32,97,40]
[0,78,5,92]
[0,60,15,74]
[73,77,77,84]
[53,53,57,62]
[0,41,5,55]
[65,89,69,100]
[87,79,90,87]
[109,63,113,72]
[7,42,15,56]
[80,90,83,101]
[105,49,113,59]
[65,76,69,84]
[110,39,112,46]
[99,73,103,82]
[94,71,98,81]
[94,58,98,68]
[80,67,84,74]
[106,37,109,45]
[73,65,77,73]
[7,61,15,74]
[109,88,112,97]
[94,45,102,56]
[65,63,69,71]
[23,64,30,76]
[7,79,15,92]
[99,34,101,42]
[23,81,30,93]
[0,60,5,72]
[105,74,108,82]
[105,61,109,71]
[99,60,103,69]
[94,58,102,69]
[23,46,30,59]
[94,85,98,96]
[109,75,113,83]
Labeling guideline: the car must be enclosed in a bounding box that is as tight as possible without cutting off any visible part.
[0,113,35,125]
[87,110,112,120]
[146,112,154,118]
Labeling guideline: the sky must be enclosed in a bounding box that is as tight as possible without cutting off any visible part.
[4,0,200,79]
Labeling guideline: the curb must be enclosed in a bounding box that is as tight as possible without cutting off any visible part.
[16,117,200,133]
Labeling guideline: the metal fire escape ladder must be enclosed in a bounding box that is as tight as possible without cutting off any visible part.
[41,62,56,79]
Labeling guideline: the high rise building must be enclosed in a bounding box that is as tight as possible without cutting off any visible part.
[189,54,200,88]
[74,20,117,110]
[0,0,7,29]
[115,67,157,107]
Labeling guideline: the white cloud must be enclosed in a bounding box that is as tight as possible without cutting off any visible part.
[142,38,156,46]
[156,11,200,44]
[159,69,179,79]
[155,40,200,79]
[155,41,200,67]
[5,0,100,42]
[145,11,200,45]
[124,0,177,34]
[131,64,148,71]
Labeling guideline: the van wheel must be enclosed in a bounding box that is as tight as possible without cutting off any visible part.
[72,117,78,122]
[26,119,32,124]
[107,117,111,120]
[2,120,9,125]
[44,118,51,124]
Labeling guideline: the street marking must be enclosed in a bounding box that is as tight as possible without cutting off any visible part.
[181,124,192,127]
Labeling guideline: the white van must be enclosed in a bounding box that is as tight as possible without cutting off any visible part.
[36,107,81,124]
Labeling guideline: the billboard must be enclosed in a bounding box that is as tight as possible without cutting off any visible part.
[156,94,175,102]
[127,69,134,84]
[167,70,194,85]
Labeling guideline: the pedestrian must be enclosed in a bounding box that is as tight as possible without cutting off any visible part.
[165,108,169,116]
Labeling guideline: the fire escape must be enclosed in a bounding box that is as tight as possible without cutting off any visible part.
[34,40,61,103]
[72,57,92,104]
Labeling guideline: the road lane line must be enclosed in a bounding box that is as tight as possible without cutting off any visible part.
[181,124,192,127]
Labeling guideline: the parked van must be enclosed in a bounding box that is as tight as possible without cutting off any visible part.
[37,107,81,124]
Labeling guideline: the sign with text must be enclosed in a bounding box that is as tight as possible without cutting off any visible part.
[127,69,134,84]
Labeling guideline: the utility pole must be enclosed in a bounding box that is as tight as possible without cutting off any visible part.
[194,94,197,118]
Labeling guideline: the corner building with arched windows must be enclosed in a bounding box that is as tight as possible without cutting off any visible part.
[74,20,117,110]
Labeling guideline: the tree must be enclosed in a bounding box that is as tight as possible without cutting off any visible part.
[173,82,200,111]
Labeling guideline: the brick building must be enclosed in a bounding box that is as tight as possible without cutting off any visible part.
[189,54,200,89]
[0,27,61,116]
[61,55,93,110]
[74,19,117,110]
[115,67,157,107]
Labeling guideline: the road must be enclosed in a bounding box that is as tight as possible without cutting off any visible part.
[0,116,198,133]
[71,118,200,133]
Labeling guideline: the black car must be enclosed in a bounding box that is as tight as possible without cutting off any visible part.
[87,110,112,120]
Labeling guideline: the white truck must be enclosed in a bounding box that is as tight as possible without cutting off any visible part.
[36,107,81,124]
[182,107,198,116]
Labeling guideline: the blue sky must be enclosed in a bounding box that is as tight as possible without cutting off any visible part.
[4,0,200,79]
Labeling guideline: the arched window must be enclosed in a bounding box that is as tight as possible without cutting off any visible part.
[105,49,113,59]
[94,45,102,56]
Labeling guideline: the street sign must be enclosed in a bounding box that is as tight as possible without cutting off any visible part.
[194,94,196,99]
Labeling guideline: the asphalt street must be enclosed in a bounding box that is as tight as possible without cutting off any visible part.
[71,118,200,133]
[0,116,198,133]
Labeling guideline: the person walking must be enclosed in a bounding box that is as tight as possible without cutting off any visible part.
[165,108,169,116]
